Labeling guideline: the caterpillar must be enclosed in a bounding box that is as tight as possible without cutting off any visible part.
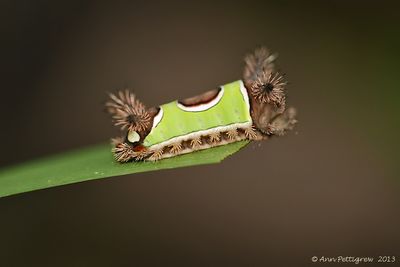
[106,47,297,162]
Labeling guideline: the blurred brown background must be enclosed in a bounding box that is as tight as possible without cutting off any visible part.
[1,0,399,266]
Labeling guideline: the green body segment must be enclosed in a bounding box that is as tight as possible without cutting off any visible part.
[143,80,251,147]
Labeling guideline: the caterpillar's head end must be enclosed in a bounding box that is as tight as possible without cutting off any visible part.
[106,90,155,147]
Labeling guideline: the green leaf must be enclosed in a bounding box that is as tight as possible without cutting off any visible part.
[0,141,249,198]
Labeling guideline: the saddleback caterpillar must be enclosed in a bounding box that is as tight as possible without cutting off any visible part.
[106,47,297,162]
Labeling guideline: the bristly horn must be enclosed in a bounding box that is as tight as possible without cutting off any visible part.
[250,71,286,109]
[106,90,151,132]
[243,46,277,86]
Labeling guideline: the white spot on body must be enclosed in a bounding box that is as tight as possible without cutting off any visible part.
[128,130,140,143]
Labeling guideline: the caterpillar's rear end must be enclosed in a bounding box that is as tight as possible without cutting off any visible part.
[106,47,297,162]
